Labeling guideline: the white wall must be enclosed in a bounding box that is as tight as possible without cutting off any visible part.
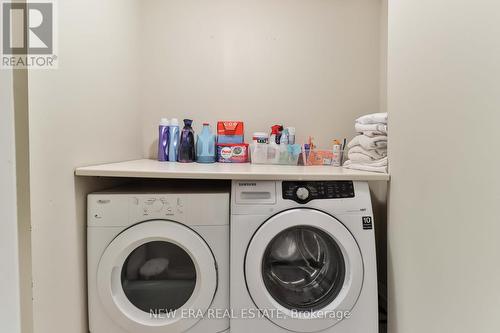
[379,0,387,113]
[0,70,21,333]
[387,1,500,332]
[140,0,384,156]
[13,67,34,333]
[27,0,143,332]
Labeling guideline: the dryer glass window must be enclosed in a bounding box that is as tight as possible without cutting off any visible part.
[262,226,346,312]
[121,241,196,313]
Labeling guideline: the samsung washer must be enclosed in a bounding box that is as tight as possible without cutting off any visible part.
[230,180,378,333]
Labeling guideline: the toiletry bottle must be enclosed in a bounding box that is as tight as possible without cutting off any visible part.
[287,127,296,145]
[178,119,196,163]
[280,128,289,145]
[303,144,310,163]
[332,139,342,166]
[168,118,180,162]
[157,118,169,161]
[278,128,289,164]
[196,123,216,163]
[268,125,281,163]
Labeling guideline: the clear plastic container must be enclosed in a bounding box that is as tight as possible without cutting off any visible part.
[250,143,268,164]
[250,144,303,165]
[306,149,345,166]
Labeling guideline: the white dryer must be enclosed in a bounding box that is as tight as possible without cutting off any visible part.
[230,180,378,333]
[87,184,229,333]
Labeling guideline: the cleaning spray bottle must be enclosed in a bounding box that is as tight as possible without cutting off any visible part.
[168,118,180,162]
[157,118,170,161]
[268,125,282,163]
[270,125,282,144]
[178,119,196,163]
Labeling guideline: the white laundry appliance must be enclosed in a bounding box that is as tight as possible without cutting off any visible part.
[87,183,229,333]
[230,180,378,333]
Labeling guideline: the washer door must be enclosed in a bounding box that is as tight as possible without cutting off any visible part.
[97,220,217,333]
[245,209,363,332]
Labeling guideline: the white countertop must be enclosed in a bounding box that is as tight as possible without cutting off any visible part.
[75,159,389,181]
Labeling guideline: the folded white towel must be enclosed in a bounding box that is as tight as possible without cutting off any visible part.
[362,130,387,137]
[355,123,387,134]
[345,156,388,167]
[343,161,388,173]
[343,157,388,173]
[356,112,388,125]
[347,135,387,150]
[348,146,387,159]
[361,156,388,167]
[348,152,375,163]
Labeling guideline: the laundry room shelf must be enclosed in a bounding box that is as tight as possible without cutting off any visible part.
[75,159,389,181]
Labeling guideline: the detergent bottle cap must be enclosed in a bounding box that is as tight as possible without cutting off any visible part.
[160,118,169,126]
[170,118,179,126]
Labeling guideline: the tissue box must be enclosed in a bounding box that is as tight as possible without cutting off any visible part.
[217,121,244,144]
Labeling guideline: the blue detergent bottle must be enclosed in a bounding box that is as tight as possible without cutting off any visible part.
[196,123,216,163]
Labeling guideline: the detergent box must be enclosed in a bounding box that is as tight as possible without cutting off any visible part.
[217,143,249,163]
[217,121,244,144]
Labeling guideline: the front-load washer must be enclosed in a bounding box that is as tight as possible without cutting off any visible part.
[231,180,378,333]
[87,184,229,333]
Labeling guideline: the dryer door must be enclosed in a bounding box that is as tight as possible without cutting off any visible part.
[245,209,363,332]
[97,220,217,333]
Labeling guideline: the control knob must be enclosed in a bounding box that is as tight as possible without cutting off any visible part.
[150,199,164,212]
[295,187,310,201]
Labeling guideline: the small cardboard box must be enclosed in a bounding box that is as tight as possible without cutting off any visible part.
[217,121,244,143]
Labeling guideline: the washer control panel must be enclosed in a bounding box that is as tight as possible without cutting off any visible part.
[282,181,355,203]
[134,196,185,218]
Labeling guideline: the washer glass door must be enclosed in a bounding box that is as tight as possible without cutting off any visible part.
[245,209,363,333]
[121,240,196,313]
[262,226,346,312]
[97,220,217,333]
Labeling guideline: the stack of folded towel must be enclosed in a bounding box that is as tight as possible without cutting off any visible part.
[343,112,388,173]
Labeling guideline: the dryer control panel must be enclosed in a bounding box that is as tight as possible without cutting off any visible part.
[139,197,184,215]
[282,181,355,203]
[132,196,185,221]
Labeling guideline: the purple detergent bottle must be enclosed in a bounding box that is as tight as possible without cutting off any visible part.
[178,119,196,162]
[157,118,169,161]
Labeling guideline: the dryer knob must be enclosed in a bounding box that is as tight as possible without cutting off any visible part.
[295,187,310,201]
[151,199,164,212]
